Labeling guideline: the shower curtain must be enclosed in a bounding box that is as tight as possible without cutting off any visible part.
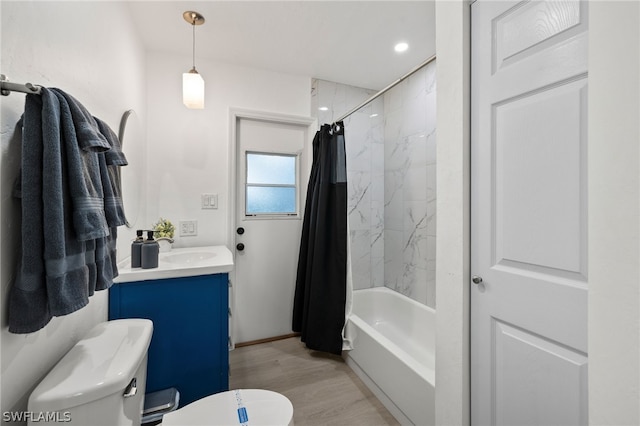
[292,122,347,355]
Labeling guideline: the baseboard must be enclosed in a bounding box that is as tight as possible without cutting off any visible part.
[235,333,300,348]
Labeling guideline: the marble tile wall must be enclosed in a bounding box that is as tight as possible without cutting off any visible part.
[311,79,385,291]
[310,63,436,308]
[383,62,436,308]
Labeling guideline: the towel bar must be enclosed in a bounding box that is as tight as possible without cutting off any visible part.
[1,74,42,96]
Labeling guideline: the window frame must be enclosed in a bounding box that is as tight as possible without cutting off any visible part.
[244,151,300,218]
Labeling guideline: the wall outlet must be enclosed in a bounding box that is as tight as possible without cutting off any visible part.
[201,193,218,209]
[180,220,198,236]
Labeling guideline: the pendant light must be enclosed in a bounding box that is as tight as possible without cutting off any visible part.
[183,11,205,109]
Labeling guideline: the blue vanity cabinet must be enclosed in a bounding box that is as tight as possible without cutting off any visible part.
[109,273,229,407]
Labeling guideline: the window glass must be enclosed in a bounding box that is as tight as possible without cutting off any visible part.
[247,153,295,185]
[246,187,296,214]
[246,152,297,216]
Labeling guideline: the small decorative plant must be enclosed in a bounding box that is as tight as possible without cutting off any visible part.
[152,217,175,239]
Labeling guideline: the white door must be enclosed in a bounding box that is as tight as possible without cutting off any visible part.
[233,114,312,344]
[471,1,588,425]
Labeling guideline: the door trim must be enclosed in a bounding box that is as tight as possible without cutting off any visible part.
[433,2,472,425]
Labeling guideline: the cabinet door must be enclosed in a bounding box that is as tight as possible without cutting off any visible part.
[109,274,229,407]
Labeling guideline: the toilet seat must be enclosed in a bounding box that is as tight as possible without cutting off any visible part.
[160,389,294,426]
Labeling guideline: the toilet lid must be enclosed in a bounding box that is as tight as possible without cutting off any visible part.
[161,389,294,426]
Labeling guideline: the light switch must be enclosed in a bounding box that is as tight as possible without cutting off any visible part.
[202,193,218,209]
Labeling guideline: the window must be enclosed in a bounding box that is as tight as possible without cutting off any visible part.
[246,152,297,216]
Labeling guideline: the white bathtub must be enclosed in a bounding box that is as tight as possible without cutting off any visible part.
[344,287,435,425]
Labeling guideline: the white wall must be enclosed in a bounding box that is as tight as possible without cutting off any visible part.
[434,1,471,425]
[0,2,147,423]
[144,52,311,248]
[588,2,640,424]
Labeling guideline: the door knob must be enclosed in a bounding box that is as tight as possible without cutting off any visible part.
[237,227,245,235]
[472,275,483,284]
[236,243,245,251]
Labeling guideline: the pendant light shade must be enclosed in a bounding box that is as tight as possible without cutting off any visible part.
[183,11,205,109]
[183,69,204,109]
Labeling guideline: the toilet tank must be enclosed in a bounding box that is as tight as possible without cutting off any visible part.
[28,319,153,426]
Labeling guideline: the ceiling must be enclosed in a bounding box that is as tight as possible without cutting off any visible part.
[127,1,435,90]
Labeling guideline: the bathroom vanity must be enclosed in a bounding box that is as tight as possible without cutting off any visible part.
[109,246,233,408]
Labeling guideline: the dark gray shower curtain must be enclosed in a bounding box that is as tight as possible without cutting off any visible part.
[292,122,347,355]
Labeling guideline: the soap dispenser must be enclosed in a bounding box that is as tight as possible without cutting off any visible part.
[131,230,144,268]
[141,230,160,269]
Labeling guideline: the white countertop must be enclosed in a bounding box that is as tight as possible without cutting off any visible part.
[114,245,234,283]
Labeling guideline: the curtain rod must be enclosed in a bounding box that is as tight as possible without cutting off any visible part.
[334,53,436,124]
[1,74,43,96]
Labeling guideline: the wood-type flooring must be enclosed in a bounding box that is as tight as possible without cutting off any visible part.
[229,337,400,426]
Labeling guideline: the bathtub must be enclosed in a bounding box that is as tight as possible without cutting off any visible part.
[344,287,435,426]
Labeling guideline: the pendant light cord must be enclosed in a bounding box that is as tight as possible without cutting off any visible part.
[192,20,196,71]
[182,11,204,73]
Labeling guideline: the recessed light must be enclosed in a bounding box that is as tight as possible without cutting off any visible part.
[319,106,329,111]
[394,42,409,53]
[370,113,379,118]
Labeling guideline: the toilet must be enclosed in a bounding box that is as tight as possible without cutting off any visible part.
[160,389,292,426]
[28,319,294,426]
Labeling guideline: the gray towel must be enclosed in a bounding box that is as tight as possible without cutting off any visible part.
[9,89,98,332]
[95,117,127,227]
[54,90,110,152]
[8,93,51,333]
[94,118,126,290]
[97,117,128,167]
[51,89,110,242]
[42,90,91,316]
[53,90,121,296]
[9,88,124,333]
